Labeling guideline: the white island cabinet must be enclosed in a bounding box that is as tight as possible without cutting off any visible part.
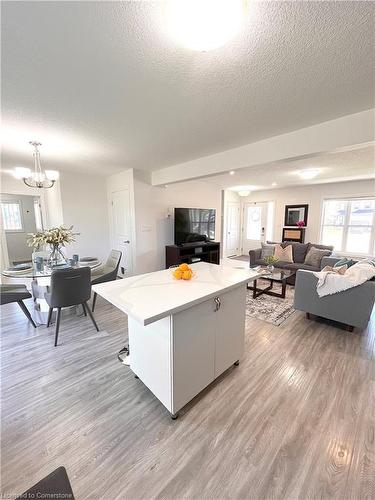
[92,262,260,418]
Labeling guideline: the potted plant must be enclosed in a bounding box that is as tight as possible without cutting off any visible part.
[264,255,279,273]
[27,225,78,267]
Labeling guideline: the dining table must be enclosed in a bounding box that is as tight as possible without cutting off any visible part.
[2,259,102,324]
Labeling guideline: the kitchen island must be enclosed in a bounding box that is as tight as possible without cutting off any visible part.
[92,262,260,419]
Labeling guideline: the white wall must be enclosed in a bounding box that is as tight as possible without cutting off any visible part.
[239,179,375,251]
[0,171,60,228]
[133,172,222,274]
[1,170,110,265]
[59,171,110,261]
[1,171,63,269]
[43,181,64,227]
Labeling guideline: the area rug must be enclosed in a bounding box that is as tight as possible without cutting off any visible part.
[228,255,249,262]
[246,282,295,326]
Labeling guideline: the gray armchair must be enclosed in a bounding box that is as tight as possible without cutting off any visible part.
[91,250,122,311]
[0,284,37,328]
[46,267,99,346]
[294,257,375,331]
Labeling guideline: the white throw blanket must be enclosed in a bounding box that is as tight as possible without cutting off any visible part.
[313,259,375,297]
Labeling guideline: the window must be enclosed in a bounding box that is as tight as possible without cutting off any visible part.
[321,197,375,254]
[1,202,23,231]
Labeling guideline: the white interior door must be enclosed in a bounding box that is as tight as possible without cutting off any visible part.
[225,202,241,256]
[242,202,268,253]
[110,189,133,276]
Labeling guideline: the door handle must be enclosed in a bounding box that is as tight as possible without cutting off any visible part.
[217,297,221,310]
[123,240,130,244]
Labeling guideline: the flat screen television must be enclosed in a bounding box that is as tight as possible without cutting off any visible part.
[174,208,216,246]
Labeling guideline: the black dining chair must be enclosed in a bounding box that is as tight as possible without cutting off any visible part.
[45,267,99,347]
[0,284,37,328]
[91,250,122,311]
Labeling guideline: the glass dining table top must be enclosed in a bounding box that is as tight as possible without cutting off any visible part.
[2,260,102,279]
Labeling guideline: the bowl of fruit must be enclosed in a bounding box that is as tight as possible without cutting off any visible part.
[171,263,195,281]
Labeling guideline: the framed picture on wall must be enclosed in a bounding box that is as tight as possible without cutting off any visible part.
[284,204,308,226]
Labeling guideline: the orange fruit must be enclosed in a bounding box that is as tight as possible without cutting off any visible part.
[179,263,190,271]
[182,270,193,280]
[173,269,183,280]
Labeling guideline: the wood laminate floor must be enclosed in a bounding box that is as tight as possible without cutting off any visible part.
[1,294,375,500]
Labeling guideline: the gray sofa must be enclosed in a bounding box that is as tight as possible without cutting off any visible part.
[294,256,375,331]
[249,241,334,284]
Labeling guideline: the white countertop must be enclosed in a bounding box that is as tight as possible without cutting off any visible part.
[92,262,260,325]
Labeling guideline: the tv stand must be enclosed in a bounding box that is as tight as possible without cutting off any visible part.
[177,241,206,248]
[166,242,220,268]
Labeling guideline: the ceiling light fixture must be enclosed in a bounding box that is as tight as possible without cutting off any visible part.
[272,182,277,187]
[166,0,244,51]
[238,190,250,197]
[229,170,235,175]
[13,141,59,188]
[298,169,320,180]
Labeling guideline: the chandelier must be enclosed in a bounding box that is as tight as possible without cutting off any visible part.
[13,141,59,188]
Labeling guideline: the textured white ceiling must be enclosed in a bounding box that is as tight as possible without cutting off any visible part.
[2,1,374,175]
[201,145,375,190]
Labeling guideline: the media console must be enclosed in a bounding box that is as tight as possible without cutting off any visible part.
[165,242,220,268]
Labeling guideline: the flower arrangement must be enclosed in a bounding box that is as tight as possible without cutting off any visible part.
[297,220,305,228]
[264,255,279,266]
[27,225,77,249]
[27,226,78,266]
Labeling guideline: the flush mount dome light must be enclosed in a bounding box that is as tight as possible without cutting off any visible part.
[166,0,244,51]
[298,169,320,180]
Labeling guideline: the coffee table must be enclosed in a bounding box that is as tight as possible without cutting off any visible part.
[247,269,296,299]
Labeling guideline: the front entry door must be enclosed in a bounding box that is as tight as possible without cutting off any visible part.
[110,189,133,276]
[242,202,267,254]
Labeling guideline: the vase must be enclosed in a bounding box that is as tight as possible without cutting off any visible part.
[48,244,67,267]
[267,264,275,273]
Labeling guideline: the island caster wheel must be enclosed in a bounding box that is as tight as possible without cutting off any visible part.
[170,413,179,420]
[234,360,240,366]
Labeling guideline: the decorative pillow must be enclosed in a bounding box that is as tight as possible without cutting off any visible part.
[274,244,293,263]
[311,243,334,252]
[304,247,331,268]
[261,242,276,260]
[334,257,356,268]
[289,242,310,263]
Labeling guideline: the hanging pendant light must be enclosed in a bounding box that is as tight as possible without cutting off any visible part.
[13,141,59,189]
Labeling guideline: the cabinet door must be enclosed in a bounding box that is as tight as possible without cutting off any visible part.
[129,316,173,412]
[215,286,247,378]
[172,298,216,413]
